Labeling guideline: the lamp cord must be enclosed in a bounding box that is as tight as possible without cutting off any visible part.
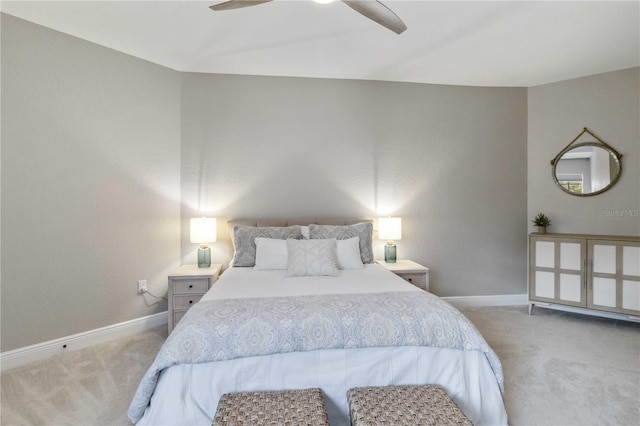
[142,289,168,301]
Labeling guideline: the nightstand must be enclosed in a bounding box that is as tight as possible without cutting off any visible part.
[168,264,222,333]
[377,259,430,291]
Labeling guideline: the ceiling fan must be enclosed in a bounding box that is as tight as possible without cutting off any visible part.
[209,0,407,34]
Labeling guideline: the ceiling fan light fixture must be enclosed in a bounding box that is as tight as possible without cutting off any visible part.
[210,0,407,34]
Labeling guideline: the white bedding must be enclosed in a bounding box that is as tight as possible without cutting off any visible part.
[202,263,420,300]
[134,265,507,425]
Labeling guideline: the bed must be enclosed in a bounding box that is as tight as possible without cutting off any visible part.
[128,220,507,425]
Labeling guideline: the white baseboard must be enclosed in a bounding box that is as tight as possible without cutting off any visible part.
[442,294,528,308]
[0,311,167,372]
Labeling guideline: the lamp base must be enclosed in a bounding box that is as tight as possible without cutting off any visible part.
[384,244,397,263]
[197,246,211,268]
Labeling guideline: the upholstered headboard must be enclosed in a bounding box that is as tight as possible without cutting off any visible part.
[228,219,373,228]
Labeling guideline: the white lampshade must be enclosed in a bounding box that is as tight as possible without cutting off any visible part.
[190,217,217,244]
[378,217,402,241]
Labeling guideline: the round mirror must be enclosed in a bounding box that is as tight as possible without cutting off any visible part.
[552,142,622,196]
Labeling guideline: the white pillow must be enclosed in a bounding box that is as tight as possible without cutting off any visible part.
[286,239,339,277]
[254,238,288,270]
[232,225,302,267]
[336,237,364,270]
[308,222,374,263]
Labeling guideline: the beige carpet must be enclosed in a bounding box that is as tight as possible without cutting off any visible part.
[463,306,640,426]
[1,306,638,425]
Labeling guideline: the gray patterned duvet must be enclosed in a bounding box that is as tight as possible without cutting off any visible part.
[128,290,503,423]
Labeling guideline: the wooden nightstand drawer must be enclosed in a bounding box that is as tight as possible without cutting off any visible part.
[376,260,430,292]
[173,279,209,294]
[396,272,427,290]
[173,294,204,310]
[174,310,187,325]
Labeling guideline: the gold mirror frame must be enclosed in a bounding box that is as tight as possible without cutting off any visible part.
[550,128,623,197]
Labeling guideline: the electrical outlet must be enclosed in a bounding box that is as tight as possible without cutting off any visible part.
[137,280,147,294]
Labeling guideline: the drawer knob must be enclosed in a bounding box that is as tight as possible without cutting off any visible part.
[189,300,193,304]
[189,284,193,288]
[408,278,413,282]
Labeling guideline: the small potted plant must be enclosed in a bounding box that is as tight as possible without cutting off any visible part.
[532,213,551,234]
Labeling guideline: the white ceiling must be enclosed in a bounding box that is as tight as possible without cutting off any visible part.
[2,0,639,87]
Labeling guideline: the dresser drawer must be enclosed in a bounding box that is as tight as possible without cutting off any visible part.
[173,294,204,310]
[396,272,427,290]
[173,279,209,294]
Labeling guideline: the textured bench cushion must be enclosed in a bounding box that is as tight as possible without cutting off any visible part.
[213,388,329,426]
[347,385,472,426]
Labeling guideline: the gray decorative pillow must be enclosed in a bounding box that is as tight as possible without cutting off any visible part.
[232,225,302,267]
[286,239,339,277]
[308,222,374,263]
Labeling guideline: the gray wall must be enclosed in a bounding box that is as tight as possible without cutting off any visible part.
[2,13,531,352]
[1,15,182,351]
[528,68,640,235]
[181,73,528,298]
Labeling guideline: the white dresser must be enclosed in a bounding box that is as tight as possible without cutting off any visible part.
[529,233,640,322]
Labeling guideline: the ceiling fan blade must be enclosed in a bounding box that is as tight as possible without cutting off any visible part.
[342,0,407,34]
[209,0,273,12]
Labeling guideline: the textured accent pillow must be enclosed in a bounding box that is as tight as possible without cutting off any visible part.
[232,225,302,267]
[300,226,310,239]
[336,237,364,270]
[308,222,374,264]
[286,239,339,277]
[254,238,288,270]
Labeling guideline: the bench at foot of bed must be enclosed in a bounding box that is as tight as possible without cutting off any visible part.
[347,385,472,426]
[212,388,330,426]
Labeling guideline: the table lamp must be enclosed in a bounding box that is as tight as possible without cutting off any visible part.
[378,217,402,263]
[190,217,217,268]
